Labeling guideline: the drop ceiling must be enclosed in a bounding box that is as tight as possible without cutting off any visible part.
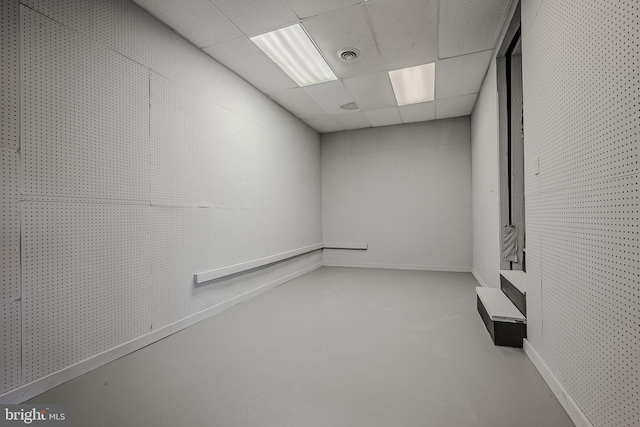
[132,0,512,133]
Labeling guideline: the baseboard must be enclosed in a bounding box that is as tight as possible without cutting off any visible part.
[471,268,490,287]
[523,339,593,427]
[322,261,471,273]
[240,262,322,301]
[0,262,322,404]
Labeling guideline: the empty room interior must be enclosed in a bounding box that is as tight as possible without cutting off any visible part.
[1,0,638,426]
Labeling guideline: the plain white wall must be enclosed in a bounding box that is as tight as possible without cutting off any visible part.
[321,118,472,272]
[470,59,501,288]
[1,0,322,400]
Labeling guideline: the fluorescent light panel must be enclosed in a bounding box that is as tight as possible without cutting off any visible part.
[389,63,435,106]
[251,24,337,87]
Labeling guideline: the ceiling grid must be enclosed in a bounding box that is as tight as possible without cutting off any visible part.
[132,0,513,132]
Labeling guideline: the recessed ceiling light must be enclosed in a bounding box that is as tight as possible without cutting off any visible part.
[250,24,337,87]
[388,63,435,106]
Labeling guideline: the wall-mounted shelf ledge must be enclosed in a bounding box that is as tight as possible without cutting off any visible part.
[323,243,368,250]
[194,242,368,284]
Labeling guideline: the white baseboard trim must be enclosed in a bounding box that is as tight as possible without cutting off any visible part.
[0,262,322,404]
[523,339,593,427]
[471,268,490,287]
[322,261,471,273]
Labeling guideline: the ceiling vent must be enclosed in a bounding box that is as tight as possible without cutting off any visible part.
[338,48,360,61]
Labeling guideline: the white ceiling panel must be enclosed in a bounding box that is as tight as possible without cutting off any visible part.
[366,0,439,70]
[267,87,326,118]
[302,6,386,79]
[343,72,396,111]
[364,108,403,127]
[303,80,355,115]
[132,0,242,48]
[332,111,371,130]
[399,101,436,123]
[210,0,298,36]
[435,50,493,99]
[436,93,477,120]
[439,0,511,58]
[304,116,342,133]
[203,38,297,93]
[286,0,360,19]
[133,0,508,132]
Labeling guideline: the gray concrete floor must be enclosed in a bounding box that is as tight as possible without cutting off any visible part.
[29,267,574,427]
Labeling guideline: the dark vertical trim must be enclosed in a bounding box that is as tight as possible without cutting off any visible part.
[505,28,521,225]
[505,28,521,270]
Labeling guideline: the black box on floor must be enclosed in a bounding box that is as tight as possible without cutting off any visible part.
[477,296,526,348]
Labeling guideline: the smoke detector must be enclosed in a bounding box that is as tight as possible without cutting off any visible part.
[338,48,360,61]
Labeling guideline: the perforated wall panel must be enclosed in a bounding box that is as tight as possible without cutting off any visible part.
[20,7,149,200]
[1,148,20,303]
[150,73,256,208]
[1,147,21,394]
[12,0,322,399]
[149,207,321,329]
[1,301,21,395]
[22,203,151,382]
[523,1,639,425]
[1,0,19,149]
[21,0,250,120]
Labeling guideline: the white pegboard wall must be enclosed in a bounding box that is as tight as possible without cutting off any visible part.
[19,0,93,37]
[523,1,639,426]
[22,0,313,139]
[1,0,19,149]
[151,207,322,330]
[151,207,256,328]
[538,175,639,427]
[20,6,149,200]
[150,73,256,209]
[526,0,639,194]
[1,148,20,303]
[522,192,543,347]
[21,202,151,382]
[21,0,252,120]
[1,301,21,394]
[15,0,323,398]
[520,0,545,38]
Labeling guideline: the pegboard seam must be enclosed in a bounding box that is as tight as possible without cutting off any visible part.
[18,197,150,205]
[533,170,640,196]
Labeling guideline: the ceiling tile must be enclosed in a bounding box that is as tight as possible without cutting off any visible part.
[435,50,492,99]
[366,0,439,70]
[302,80,355,115]
[364,108,402,127]
[439,0,511,58]
[132,0,242,47]
[398,101,436,123]
[267,87,326,118]
[436,94,478,120]
[286,0,360,19]
[203,38,297,93]
[304,116,343,133]
[302,6,386,79]
[343,72,396,111]
[332,112,371,130]
[210,0,298,36]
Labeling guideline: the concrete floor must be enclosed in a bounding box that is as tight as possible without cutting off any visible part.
[29,267,574,427]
